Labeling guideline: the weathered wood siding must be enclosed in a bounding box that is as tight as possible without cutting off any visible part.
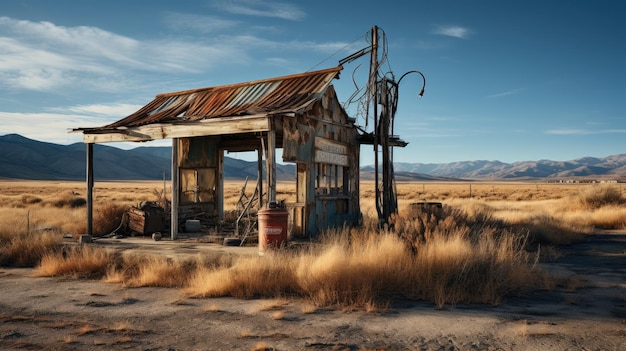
[283,86,360,236]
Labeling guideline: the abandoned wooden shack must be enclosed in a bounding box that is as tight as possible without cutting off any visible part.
[72,66,362,240]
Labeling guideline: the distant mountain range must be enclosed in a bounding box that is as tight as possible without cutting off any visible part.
[1,134,624,181]
[389,155,626,180]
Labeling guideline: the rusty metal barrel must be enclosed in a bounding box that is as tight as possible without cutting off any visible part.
[257,206,289,255]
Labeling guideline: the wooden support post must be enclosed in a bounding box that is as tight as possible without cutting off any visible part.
[257,145,264,209]
[369,25,383,224]
[171,138,179,240]
[86,143,94,236]
[218,148,224,220]
[267,129,276,204]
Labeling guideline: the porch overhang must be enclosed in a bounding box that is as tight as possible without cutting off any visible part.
[73,114,272,144]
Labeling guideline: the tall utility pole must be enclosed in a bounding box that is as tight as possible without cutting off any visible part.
[369,25,397,227]
[369,26,382,222]
[340,25,425,228]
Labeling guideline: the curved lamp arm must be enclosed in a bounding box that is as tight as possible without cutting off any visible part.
[397,70,426,97]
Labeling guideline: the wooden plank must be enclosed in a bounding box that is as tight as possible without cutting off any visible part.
[315,137,349,155]
[314,137,349,166]
[314,150,349,166]
[82,116,271,143]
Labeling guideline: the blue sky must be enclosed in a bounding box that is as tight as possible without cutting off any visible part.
[0,0,624,165]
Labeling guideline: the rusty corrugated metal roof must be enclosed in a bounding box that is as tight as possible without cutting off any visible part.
[105,66,343,128]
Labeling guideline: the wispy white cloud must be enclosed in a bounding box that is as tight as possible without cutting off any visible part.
[0,16,347,94]
[433,25,470,39]
[163,13,239,33]
[50,103,143,117]
[0,17,247,92]
[211,0,306,20]
[486,88,525,99]
[546,128,626,135]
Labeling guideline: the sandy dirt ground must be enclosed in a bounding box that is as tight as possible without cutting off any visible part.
[0,231,624,351]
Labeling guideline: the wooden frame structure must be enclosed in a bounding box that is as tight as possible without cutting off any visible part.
[73,67,361,239]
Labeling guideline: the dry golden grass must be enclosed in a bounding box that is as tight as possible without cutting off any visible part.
[185,253,297,299]
[0,207,64,267]
[184,210,537,308]
[34,245,116,279]
[104,254,198,288]
[2,179,624,309]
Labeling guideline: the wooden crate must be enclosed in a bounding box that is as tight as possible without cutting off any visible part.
[128,206,164,235]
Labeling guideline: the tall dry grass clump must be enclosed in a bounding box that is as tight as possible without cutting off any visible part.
[447,199,590,245]
[295,229,413,307]
[393,206,535,307]
[573,184,624,210]
[61,203,130,236]
[93,203,128,236]
[105,254,201,288]
[35,245,117,279]
[44,191,87,208]
[559,184,626,229]
[186,253,298,299]
[186,206,537,308]
[409,227,532,306]
[0,231,61,267]
[0,211,62,267]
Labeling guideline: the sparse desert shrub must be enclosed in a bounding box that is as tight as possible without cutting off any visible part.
[21,194,42,205]
[186,253,299,299]
[93,203,129,236]
[45,191,86,208]
[0,231,61,267]
[395,203,509,252]
[515,214,585,245]
[105,254,198,288]
[69,197,87,208]
[586,206,626,229]
[295,230,413,307]
[35,245,118,278]
[410,227,534,307]
[104,251,233,288]
[574,185,624,210]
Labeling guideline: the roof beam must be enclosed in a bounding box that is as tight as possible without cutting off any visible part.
[80,115,271,144]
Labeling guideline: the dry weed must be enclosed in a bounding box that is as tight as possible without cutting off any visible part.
[105,254,197,288]
[34,245,117,278]
[185,210,536,309]
[0,231,61,267]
